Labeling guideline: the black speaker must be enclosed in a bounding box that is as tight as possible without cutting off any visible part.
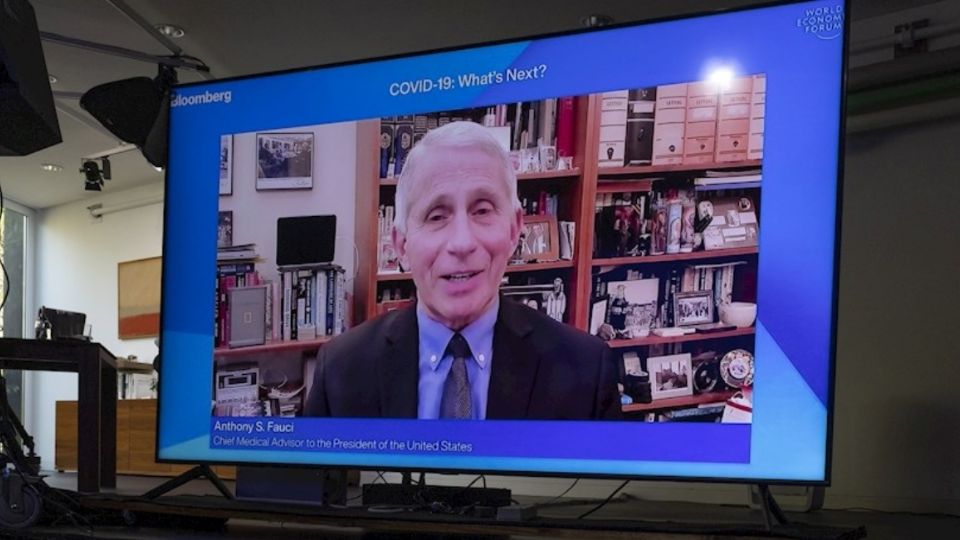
[80,77,162,147]
[0,0,63,156]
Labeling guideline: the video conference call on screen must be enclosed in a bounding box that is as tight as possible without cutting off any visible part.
[160,0,844,482]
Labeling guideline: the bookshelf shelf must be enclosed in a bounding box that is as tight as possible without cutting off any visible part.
[597,160,762,178]
[506,260,575,273]
[517,169,581,181]
[622,391,736,413]
[376,260,575,283]
[596,180,654,194]
[593,247,759,267]
[607,327,755,349]
[214,336,331,358]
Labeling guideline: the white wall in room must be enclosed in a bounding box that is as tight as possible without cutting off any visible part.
[220,121,358,287]
[29,182,165,470]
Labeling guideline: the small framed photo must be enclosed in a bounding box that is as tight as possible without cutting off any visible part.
[219,135,233,195]
[217,211,233,248]
[256,132,314,190]
[674,290,714,327]
[648,353,693,400]
[518,215,559,262]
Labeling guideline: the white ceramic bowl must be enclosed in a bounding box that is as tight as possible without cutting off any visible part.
[719,302,757,328]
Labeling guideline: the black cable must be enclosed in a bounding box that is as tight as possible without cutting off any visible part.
[577,479,629,520]
[0,177,10,313]
[532,478,581,509]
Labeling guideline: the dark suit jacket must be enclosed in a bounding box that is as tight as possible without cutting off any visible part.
[304,297,622,420]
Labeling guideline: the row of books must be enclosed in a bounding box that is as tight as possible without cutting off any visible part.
[521,190,559,217]
[378,98,576,178]
[215,261,264,348]
[598,75,766,168]
[278,265,348,341]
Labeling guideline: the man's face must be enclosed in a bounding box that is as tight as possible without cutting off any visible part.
[393,146,521,330]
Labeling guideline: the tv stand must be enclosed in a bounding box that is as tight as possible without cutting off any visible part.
[756,483,789,530]
[142,465,233,501]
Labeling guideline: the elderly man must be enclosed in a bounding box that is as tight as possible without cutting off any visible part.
[304,121,620,420]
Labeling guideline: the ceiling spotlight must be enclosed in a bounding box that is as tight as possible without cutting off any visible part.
[154,23,185,39]
[48,74,58,84]
[153,166,163,172]
[41,163,63,172]
[80,160,104,191]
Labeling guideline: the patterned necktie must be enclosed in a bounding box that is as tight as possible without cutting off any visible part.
[441,333,472,419]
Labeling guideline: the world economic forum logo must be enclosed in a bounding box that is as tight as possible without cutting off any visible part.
[796,3,844,40]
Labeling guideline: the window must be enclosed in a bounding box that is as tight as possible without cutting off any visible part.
[1,206,28,419]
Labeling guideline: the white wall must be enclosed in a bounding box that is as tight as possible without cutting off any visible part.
[221,122,358,286]
[29,182,165,468]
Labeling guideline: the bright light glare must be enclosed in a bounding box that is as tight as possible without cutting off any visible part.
[708,67,734,91]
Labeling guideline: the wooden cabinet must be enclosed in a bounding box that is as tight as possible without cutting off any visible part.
[56,399,235,480]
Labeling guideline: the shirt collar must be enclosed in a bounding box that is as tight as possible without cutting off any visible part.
[417,296,499,372]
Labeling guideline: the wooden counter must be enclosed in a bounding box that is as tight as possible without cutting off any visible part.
[56,398,235,480]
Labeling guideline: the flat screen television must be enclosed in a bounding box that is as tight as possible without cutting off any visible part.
[159,0,846,484]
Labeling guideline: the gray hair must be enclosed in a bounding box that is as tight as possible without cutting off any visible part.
[393,121,520,233]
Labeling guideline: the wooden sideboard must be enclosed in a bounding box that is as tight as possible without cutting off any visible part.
[56,398,236,480]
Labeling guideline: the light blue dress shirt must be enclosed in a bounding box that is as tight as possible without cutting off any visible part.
[416,297,498,420]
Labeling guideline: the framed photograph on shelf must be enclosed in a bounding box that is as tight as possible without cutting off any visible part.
[516,215,558,262]
[219,135,233,195]
[648,353,693,400]
[606,278,659,338]
[674,290,714,326]
[255,132,314,190]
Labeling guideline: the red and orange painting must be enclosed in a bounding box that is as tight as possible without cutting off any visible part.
[118,256,161,339]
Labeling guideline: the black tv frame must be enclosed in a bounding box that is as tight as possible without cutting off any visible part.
[156,0,848,487]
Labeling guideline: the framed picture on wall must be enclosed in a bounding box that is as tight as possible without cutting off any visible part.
[118,256,162,339]
[217,211,233,248]
[255,132,314,190]
[219,134,233,195]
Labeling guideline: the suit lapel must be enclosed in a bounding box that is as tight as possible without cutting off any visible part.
[379,307,419,418]
[487,298,539,419]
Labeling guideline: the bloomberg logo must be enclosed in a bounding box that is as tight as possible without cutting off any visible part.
[171,90,233,108]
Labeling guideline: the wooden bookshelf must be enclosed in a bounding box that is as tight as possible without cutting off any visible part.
[354,96,762,338]
[622,391,736,413]
[593,247,759,267]
[597,160,762,178]
[596,179,654,194]
[517,169,581,181]
[607,327,755,349]
[214,336,331,357]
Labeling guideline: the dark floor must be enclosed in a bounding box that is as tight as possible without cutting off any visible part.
[3,472,955,539]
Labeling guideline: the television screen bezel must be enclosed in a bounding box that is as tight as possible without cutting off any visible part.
[156,0,848,486]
